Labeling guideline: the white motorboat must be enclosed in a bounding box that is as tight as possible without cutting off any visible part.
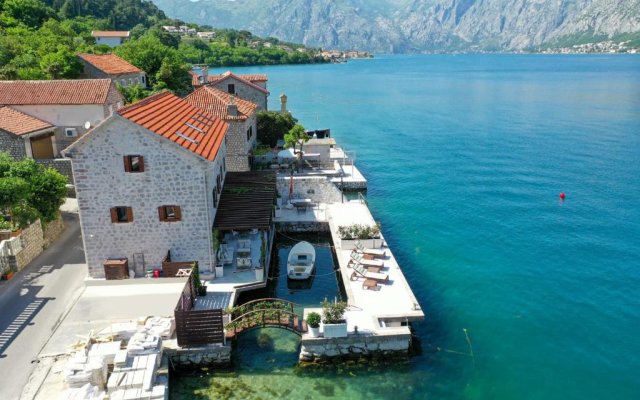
[287,241,316,280]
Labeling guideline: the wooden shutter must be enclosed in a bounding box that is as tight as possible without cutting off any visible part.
[158,206,166,221]
[110,207,118,223]
[123,156,131,172]
[138,156,145,172]
[174,206,182,221]
[126,207,133,222]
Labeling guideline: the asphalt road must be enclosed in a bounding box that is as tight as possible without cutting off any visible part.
[0,212,86,400]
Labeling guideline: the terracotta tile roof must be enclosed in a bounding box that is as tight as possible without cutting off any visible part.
[185,86,257,121]
[190,71,268,87]
[78,53,142,75]
[118,92,228,161]
[92,31,130,38]
[238,74,268,82]
[0,79,115,105]
[0,106,53,136]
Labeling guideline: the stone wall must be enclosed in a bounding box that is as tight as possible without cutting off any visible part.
[276,221,329,233]
[211,77,268,110]
[43,215,65,248]
[35,158,74,184]
[224,114,257,172]
[14,219,44,271]
[165,344,231,369]
[277,176,342,204]
[68,116,224,278]
[0,130,27,160]
[299,332,411,363]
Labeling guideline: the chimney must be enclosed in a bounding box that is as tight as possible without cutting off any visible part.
[227,96,238,116]
[279,93,288,113]
[201,66,208,83]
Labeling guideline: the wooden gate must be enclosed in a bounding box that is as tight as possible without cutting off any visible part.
[175,309,224,347]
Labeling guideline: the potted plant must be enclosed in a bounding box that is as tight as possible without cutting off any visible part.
[337,223,381,250]
[306,311,321,337]
[191,262,207,296]
[321,299,348,338]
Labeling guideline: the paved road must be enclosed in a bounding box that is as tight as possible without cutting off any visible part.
[0,212,86,400]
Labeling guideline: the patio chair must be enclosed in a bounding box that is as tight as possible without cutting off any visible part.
[353,240,386,258]
[217,244,233,265]
[350,264,389,283]
[349,252,384,268]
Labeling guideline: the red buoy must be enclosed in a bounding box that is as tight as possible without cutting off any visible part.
[559,192,566,201]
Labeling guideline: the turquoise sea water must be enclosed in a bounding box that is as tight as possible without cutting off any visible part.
[175,55,640,399]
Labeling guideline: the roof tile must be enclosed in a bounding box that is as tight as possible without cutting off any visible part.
[78,53,142,75]
[0,79,115,105]
[185,86,257,121]
[0,106,53,136]
[118,92,228,161]
[91,31,130,38]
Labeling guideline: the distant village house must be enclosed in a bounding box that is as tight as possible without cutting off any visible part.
[189,69,269,110]
[78,53,147,88]
[91,31,130,47]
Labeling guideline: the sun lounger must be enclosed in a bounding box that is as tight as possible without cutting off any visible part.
[350,252,384,268]
[350,264,389,283]
[354,240,386,258]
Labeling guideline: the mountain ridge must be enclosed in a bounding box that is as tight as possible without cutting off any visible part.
[151,0,640,52]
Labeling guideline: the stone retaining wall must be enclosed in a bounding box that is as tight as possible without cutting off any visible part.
[14,219,44,271]
[43,215,65,248]
[277,176,342,204]
[276,221,329,233]
[165,344,232,369]
[299,332,411,363]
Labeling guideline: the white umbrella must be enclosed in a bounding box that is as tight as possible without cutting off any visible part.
[278,148,296,159]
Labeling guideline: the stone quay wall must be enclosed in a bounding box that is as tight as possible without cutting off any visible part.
[299,332,412,363]
[276,221,329,233]
[277,176,342,204]
[165,344,231,369]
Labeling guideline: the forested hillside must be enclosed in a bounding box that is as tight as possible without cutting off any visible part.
[0,0,325,99]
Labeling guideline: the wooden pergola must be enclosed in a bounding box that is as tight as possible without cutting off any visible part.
[213,171,277,231]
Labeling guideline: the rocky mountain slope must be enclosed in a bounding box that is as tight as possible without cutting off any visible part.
[152,0,640,52]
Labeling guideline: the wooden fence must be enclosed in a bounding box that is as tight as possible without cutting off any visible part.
[175,308,225,347]
[174,273,225,347]
[162,250,196,277]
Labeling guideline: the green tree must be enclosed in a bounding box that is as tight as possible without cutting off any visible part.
[256,111,297,147]
[284,124,309,172]
[0,155,67,223]
[117,83,150,104]
[1,0,56,28]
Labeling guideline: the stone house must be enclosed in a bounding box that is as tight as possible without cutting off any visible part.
[189,70,269,110]
[185,86,258,172]
[0,106,55,160]
[78,53,147,88]
[64,92,229,278]
[0,79,124,156]
[91,31,130,47]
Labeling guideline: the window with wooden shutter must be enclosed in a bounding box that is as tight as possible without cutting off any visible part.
[159,205,181,222]
[111,207,133,223]
[124,155,144,173]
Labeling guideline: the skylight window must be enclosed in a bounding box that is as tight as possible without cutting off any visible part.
[174,131,199,145]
